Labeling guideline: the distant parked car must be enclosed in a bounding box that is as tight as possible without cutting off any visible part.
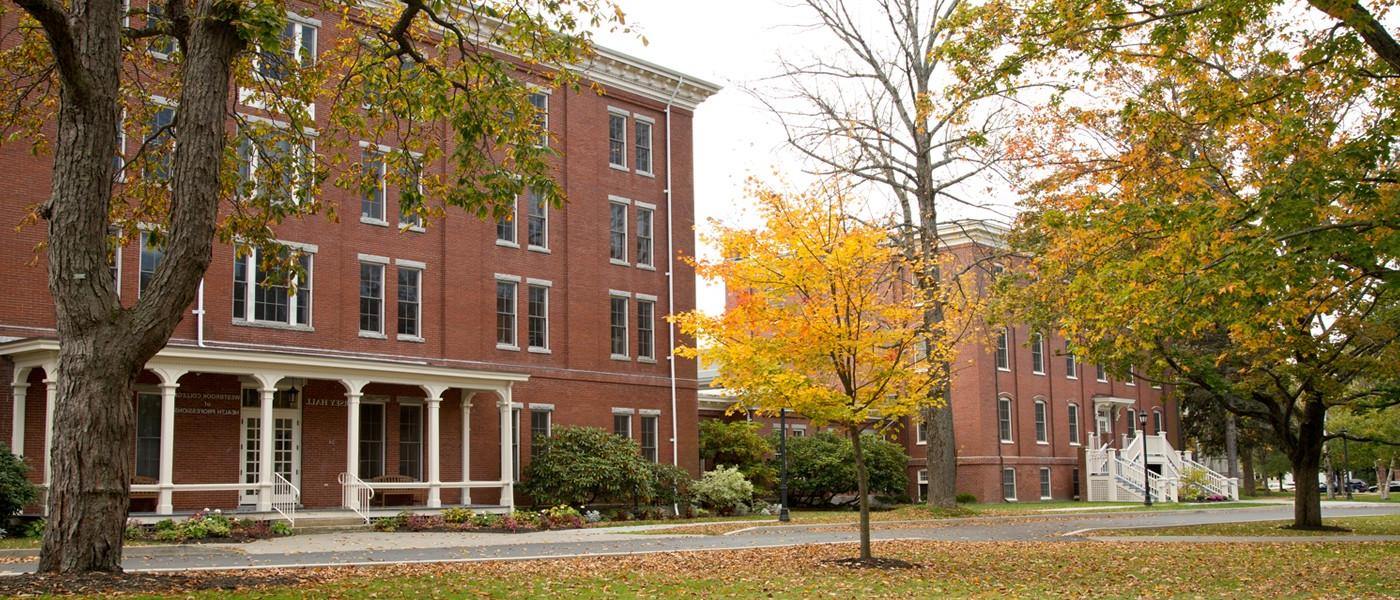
[1318,479,1368,493]
[1366,481,1400,493]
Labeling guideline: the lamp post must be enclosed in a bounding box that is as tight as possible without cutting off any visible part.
[778,407,790,522]
[1139,411,1152,507]
[1342,432,1352,500]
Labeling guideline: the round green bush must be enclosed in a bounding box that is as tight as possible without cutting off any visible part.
[692,466,754,515]
[520,426,656,506]
[0,446,38,519]
[772,431,909,507]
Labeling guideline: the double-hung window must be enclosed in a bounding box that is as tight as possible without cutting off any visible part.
[496,195,517,245]
[496,277,518,348]
[1125,365,1137,386]
[358,260,385,335]
[527,283,549,351]
[256,17,316,82]
[398,163,423,230]
[397,264,422,339]
[1067,403,1080,446]
[610,293,629,358]
[399,403,422,480]
[1153,409,1164,435]
[1002,468,1017,501]
[995,328,1010,371]
[528,91,549,146]
[637,296,656,361]
[358,402,385,479]
[232,245,313,327]
[138,230,164,296]
[361,148,386,223]
[530,408,552,458]
[237,129,310,207]
[1034,400,1048,443]
[609,200,628,263]
[634,118,653,175]
[1126,408,1137,438]
[1039,467,1052,500]
[1064,342,1077,379]
[997,396,1013,443]
[135,393,160,479]
[613,411,632,438]
[1096,364,1108,383]
[1030,332,1045,374]
[608,110,627,169]
[640,414,659,462]
[145,3,176,57]
[145,106,176,182]
[636,205,654,268]
[526,188,547,250]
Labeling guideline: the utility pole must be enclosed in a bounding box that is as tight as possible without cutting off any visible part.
[779,407,790,522]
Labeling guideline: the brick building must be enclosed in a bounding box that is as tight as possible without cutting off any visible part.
[699,220,1182,504]
[0,6,719,516]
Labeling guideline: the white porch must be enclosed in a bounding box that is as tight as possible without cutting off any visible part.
[1085,430,1240,502]
[3,339,527,524]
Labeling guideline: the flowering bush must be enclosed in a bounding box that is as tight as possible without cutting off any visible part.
[693,466,755,516]
[442,507,474,524]
[540,505,584,529]
[127,511,289,542]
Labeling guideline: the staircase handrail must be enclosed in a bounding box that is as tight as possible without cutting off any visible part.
[271,472,299,526]
[339,472,375,524]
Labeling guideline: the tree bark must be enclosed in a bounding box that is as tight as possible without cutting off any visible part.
[923,400,957,507]
[1286,402,1327,529]
[1241,446,1256,497]
[35,0,246,573]
[850,426,872,561]
[1225,414,1240,480]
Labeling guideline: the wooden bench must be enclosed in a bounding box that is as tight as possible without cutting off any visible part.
[368,475,424,507]
[129,475,158,513]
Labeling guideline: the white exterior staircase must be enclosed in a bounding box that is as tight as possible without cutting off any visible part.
[1085,432,1238,502]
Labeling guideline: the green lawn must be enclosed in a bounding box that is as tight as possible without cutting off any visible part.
[1093,513,1400,537]
[20,540,1400,598]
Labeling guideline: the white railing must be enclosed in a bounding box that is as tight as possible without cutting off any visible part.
[1111,453,1175,502]
[1180,457,1240,500]
[272,472,299,526]
[339,472,374,524]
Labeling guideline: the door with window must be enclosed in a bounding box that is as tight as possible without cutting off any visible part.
[239,389,302,505]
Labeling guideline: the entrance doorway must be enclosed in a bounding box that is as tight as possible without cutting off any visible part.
[239,389,301,506]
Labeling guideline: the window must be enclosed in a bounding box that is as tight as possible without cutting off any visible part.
[608,111,627,168]
[1065,342,1077,379]
[609,201,628,263]
[398,163,423,230]
[640,414,659,462]
[139,231,163,296]
[613,412,632,438]
[397,266,421,338]
[997,396,1013,443]
[359,262,384,334]
[1002,468,1017,501]
[1096,407,1112,435]
[1125,365,1137,386]
[256,18,317,82]
[635,119,653,174]
[399,403,422,479]
[237,131,310,206]
[528,91,548,145]
[145,3,175,56]
[233,246,313,327]
[496,195,517,245]
[1030,332,1045,374]
[1126,408,1137,438]
[145,106,176,182]
[496,279,517,348]
[1096,364,1108,383]
[917,469,929,502]
[135,393,160,479]
[636,206,654,267]
[1067,403,1080,446]
[361,149,386,223]
[637,298,655,361]
[527,284,548,350]
[526,188,547,250]
[915,418,928,445]
[1039,467,1052,500]
[995,328,1010,371]
[610,295,629,358]
[1153,409,1164,436]
[114,117,126,178]
[359,403,385,479]
[108,239,121,294]
[1034,400,1048,443]
[530,409,551,458]
[1072,467,1081,499]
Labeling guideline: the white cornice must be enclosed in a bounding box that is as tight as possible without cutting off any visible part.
[581,45,722,112]
[936,219,1011,250]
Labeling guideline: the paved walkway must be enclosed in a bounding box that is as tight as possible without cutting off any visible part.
[3,502,1397,573]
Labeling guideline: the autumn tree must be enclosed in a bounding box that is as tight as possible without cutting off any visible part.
[0,0,623,572]
[760,0,1026,509]
[985,0,1400,527]
[674,178,965,562]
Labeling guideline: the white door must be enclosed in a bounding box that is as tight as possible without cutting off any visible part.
[239,409,301,505]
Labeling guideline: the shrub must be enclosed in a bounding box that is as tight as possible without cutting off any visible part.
[470,512,498,528]
[403,514,445,531]
[442,507,474,524]
[1179,468,1213,502]
[774,431,909,507]
[510,510,540,529]
[24,518,44,538]
[649,463,695,508]
[692,466,754,515]
[955,493,977,504]
[520,426,656,506]
[540,505,584,529]
[372,517,398,532]
[0,448,37,520]
[699,421,777,495]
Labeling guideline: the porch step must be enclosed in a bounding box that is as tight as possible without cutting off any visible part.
[293,524,373,535]
[293,516,373,529]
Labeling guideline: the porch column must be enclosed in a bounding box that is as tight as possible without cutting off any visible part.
[345,390,362,509]
[43,374,56,488]
[9,383,27,457]
[157,382,179,514]
[498,386,514,511]
[426,392,443,508]
[461,392,475,505]
[257,387,275,512]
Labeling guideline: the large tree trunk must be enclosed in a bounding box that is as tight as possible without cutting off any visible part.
[34,0,245,573]
[850,426,872,561]
[1241,447,1256,497]
[1225,414,1240,480]
[923,400,957,507]
[1287,402,1327,529]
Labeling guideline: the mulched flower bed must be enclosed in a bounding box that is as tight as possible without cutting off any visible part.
[0,570,319,597]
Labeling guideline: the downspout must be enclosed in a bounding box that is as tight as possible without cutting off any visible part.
[195,278,206,347]
[664,76,684,474]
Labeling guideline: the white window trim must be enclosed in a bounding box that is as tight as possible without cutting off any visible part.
[1067,403,1081,446]
[241,14,319,118]
[638,409,662,416]
[995,328,1011,372]
[495,273,523,282]
[1034,399,1049,445]
[1096,365,1108,383]
[395,264,423,342]
[395,258,426,270]
[358,260,386,337]
[1039,467,1053,500]
[358,253,390,265]
[526,282,550,353]
[233,243,314,330]
[528,89,550,148]
[915,418,927,445]
[526,189,549,253]
[1065,348,1078,380]
[633,115,655,177]
[495,275,519,351]
[1030,332,1045,375]
[998,396,1014,444]
[610,292,630,360]
[636,295,657,363]
[496,195,519,247]
[635,202,656,269]
[1002,468,1018,502]
[607,107,629,171]
[609,198,630,266]
[611,407,636,415]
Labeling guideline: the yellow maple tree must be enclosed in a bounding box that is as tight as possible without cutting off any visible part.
[674,177,967,562]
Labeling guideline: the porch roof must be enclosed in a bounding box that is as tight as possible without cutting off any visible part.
[0,338,528,394]
[1092,395,1138,407]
